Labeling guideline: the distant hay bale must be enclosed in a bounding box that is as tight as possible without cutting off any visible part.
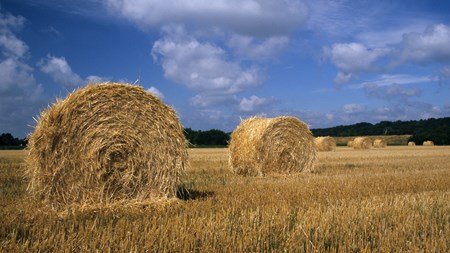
[228,116,316,176]
[25,83,188,209]
[373,139,387,148]
[315,136,336,151]
[423,140,434,146]
[347,140,354,147]
[408,141,416,146]
[352,137,372,150]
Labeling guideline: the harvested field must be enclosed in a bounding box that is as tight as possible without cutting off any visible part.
[1,146,449,252]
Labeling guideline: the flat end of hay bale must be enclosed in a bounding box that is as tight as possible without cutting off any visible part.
[25,83,188,209]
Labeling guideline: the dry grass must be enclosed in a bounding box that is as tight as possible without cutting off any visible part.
[25,83,188,210]
[315,136,336,151]
[1,146,449,252]
[0,150,26,160]
[228,116,316,176]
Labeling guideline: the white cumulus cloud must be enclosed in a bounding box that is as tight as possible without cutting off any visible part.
[238,95,275,112]
[39,55,83,86]
[151,25,263,94]
[0,11,25,30]
[147,86,164,99]
[0,10,44,137]
[85,75,107,84]
[324,43,390,75]
[0,12,28,59]
[334,72,353,84]
[0,33,28,59]
[0,11,39,96]
[39,55,107,87]
[399,24,450,64]
[105,0,308,37]
[324,43,391,84]
[228,34,289,60]
[324,23,450,85]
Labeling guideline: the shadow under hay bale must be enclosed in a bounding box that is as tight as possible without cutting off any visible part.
[228,116,316,176]
[315,136,336,151]
[26,83,188,209]
[352,137,372,150]
[176,185,215,201]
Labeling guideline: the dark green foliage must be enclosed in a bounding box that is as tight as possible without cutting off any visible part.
[184,128,230,146]
[0,133,27,148]
[407,118,450,145]
[312,117,450,145]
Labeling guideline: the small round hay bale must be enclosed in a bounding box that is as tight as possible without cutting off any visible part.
[347,140,354,147]
[423,140,434,146]
[315,136,336,151]
[373,139,387,148]
[26,83,188,208]
[228,116,316,176]
[407,141,416,146]
[352,137,372,150]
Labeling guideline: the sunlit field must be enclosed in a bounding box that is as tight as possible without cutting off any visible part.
[1,146,449,252]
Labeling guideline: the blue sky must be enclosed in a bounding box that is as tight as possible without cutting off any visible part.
[1,0,450,138]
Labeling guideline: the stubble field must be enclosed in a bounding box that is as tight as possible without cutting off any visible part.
[0,146,449,252]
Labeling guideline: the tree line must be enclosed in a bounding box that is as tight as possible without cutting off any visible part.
[312,117,450,145]
[1,117,448,148]
[184,128,230,147]
[0,133,28,149]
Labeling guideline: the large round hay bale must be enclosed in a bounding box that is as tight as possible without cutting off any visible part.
[315,136,336,151]
[347,140,354,147]
[423,140,434,146]
[408,141,416,146]
[352,137,372,150]
[26,83,188,208]
[228,116,316,176]
[373,139,387,148]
